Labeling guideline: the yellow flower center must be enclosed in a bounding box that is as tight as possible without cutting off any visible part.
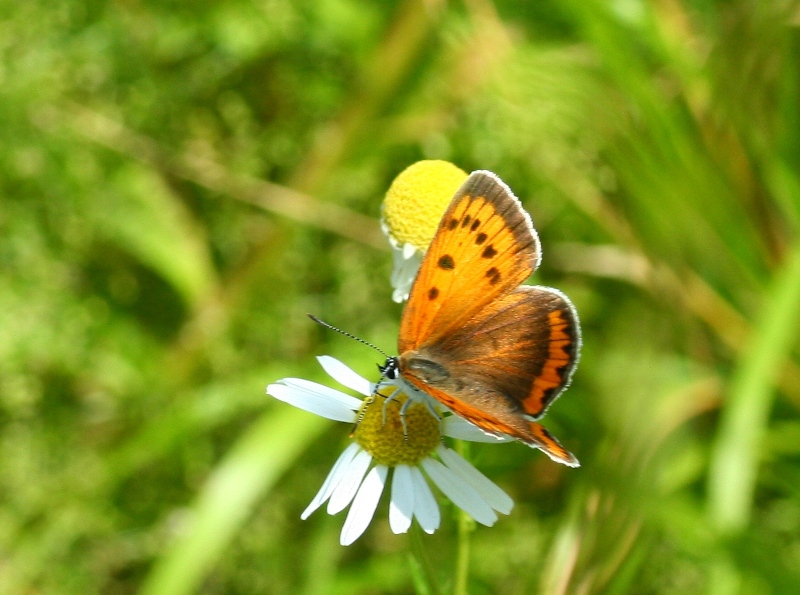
[353,388,441,466]
[382,160,468,252]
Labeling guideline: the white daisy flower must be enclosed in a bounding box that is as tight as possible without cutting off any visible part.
[267,355,513,546]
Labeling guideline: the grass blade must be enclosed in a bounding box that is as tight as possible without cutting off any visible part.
[708,241,800,533]
[140,407,329,595]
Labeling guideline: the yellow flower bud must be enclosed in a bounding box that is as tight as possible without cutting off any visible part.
[382,160,468,251]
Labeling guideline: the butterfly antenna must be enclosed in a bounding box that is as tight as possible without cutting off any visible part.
[307,314,389,359]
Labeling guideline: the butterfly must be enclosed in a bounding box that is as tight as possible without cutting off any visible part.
[383,170,581,467]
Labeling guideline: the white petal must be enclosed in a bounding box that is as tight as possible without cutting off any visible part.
[389,465,414,534]
[301,443,361,519]
[402,242,417,259]
[436,445,513,515]
[390,246,422,303]
[267,380,360,422]
[442,416,513,442]
[340,464,388,546]
[274,377,362,409]
[327,448,373,514]
[392,287,408,304]
[317,356,373,397]
[422,457,497,527]
[408,465,440,533]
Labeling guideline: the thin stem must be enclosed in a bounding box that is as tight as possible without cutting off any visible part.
[409,523,441,595]
[452,440,473,595]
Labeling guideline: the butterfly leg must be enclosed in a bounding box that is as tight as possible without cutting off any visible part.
[399,397,412,440]
[421,399,441,422]
[397,397,442,441]
[381,387,403,426]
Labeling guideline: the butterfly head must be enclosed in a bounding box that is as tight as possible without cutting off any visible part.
[380,353,451,391]
[377,356,400,380]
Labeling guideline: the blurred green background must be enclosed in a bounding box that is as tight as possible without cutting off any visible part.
[2,0,800,593]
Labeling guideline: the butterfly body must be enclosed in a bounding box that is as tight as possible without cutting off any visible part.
[395,171,581,467]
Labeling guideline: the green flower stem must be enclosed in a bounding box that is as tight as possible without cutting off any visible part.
[453,440,473,595]
[409,523,441,595]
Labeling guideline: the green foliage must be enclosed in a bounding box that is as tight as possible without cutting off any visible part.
[2,0,799,593]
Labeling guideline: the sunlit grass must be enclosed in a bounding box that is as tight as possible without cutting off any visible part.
[1,0,799,593]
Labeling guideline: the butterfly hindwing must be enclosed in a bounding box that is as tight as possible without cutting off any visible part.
[398,171,541,354]
[399,285,580,466]
[429,285,580,419]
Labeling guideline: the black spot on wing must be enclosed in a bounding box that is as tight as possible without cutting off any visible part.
[461,214,472,227]
[482,245,498,258]
[428,287,439,300]
[475,232,487,245]
[470,219,481,231]
[447,218,458,230]
[438,255,455,270]
[486,267,501,285]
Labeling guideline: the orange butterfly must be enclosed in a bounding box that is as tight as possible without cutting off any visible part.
[384,170,581,467]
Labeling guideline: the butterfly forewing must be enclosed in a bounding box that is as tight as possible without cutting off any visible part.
[399,171,541,353]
